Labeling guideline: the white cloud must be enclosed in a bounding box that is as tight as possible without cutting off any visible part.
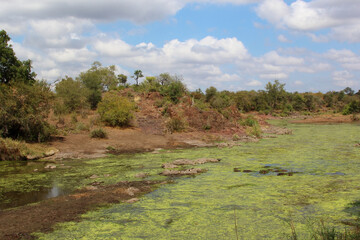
[246,80,262,87]
[259,73,288,80]
[278,34,291,43]
[256,0,360,42]
[332,70,357,88]
[325,49,360,71]
[294,80,303,86]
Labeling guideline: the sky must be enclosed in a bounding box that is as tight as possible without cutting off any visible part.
[1,0,360,92]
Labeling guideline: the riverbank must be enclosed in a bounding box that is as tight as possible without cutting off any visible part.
[0,180,169,240]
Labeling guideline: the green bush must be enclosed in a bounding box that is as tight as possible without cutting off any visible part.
[343,101,360,115]
[97,91,135,127]
[240,115,258,127]
[161,80,186,103]
[246,124,262,138]
[0,138,30,161]
[90,128,107,138]
[166,117,185,133]
[0,81,54,142]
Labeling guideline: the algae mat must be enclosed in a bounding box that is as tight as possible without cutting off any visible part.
[19,123,360,238]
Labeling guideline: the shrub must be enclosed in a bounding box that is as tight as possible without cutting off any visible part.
[246,124,262,138]
[166,117,185,133]
[0,138,30,161]
[90,128,107,138]
[97,91,135,127]
[240,115,258,127]
[76,122,90,132]
[0,82,54,142]
[161,80,187,103]
[343,101,360,115]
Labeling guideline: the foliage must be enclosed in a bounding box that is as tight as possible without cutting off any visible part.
[265,80,286,110]
[0,137,29,161]
[55,76,89,113]
[343,100,360,115]
[79,62,119,109]
[205,86,217,102]
[132,69,144,85]
[161,80,187,103]
[90,128,107,139]
[97,91,135,127]
[0,30,36,85]
[157,72,172,86]
[117,74,127,87]
[166,117,185,133]
[240,115,258,127]
[0,81,54,142]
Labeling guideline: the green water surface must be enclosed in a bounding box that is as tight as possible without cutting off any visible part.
[2,121,360,239]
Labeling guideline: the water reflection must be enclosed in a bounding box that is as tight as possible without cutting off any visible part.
[0,182,70,210]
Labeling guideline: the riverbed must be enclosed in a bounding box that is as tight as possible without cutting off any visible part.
[1,120,360,239]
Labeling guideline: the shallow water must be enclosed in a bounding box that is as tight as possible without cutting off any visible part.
[2,121,360,239]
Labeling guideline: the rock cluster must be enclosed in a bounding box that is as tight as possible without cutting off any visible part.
[160,158,220,176]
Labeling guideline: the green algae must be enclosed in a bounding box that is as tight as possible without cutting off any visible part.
[4,121,360,239]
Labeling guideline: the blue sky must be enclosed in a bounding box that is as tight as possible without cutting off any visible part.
[1,0,360,92]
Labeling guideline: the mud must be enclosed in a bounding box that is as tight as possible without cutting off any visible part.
[0,180,168,240]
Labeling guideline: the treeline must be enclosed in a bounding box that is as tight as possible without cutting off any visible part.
[1,29,360,143]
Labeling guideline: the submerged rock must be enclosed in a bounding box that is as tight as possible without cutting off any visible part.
[124,198,139,203]
[125,187,140,196]
[160,168,206,176]
[162,158,221,169]
[44,164,57,169]
[135,172,149,178]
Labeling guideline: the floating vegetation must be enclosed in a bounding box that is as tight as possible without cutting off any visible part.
[3,121,360,239]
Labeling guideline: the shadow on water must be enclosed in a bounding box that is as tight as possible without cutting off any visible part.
[0,182,71,210]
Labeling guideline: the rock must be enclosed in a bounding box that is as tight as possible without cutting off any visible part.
[84,186,98,191]
[259,170,270,174]
[162,163,178,169]
[33,169,38,172]
[172,159,194,165]
[27,155,38,161]
[45,150,56,157]
[124,198,139,203]
[194,158,221,164]
[243,170,253,173]
[160,168,206,176]
[104,174,111,177]
[125,187,140,196]
[135,172,149,178]
[90,181,104,186]
[44,164,56,169]
[162,158,221,169]
[277,173,287,176]
[233,168,241,172]
[89,174,99,179]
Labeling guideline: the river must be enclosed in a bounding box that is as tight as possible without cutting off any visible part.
[1,121,360,239]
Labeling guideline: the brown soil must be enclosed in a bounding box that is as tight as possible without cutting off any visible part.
[0,180,168,240]
[46,127,185,160]
[290,114,352,124]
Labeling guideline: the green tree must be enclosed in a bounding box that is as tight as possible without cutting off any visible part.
[117,74,127,86]
[55,76,89,113]
[132,69,143,85]
[205,86,217,102]
[79,62,118,109]
[157,73,172,86]
[0,81,53,142]
[344,87,355,96]
[0,30,36,85]
[265,80,286,110]
[162,80,187,103]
